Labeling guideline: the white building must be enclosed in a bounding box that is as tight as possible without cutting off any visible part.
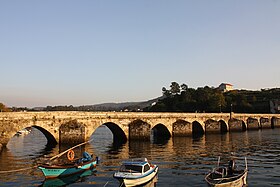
[218,83,233,92]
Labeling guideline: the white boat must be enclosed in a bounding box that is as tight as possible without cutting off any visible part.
[205,157,248,187]
[113,158,158,187]
[15,128,31,136]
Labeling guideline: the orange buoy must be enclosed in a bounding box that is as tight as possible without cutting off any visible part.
[67,150,75,161]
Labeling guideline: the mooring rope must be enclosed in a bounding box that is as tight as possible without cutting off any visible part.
[0,138,95,174]
[103,181,109,187]
[0,165,37,174]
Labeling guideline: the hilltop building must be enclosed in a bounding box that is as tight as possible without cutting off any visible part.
[218,83,233,92]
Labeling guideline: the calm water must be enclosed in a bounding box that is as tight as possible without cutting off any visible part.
[0,126,280,186]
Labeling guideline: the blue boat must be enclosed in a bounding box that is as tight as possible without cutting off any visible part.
[113,158,158,187]
[38,152,98,179]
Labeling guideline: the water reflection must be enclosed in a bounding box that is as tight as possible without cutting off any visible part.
[1,126,280,186]
[40,169,97,187]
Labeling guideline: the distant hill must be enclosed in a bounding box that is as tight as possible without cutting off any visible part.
[32,96,164,112]
[77,96,163,111]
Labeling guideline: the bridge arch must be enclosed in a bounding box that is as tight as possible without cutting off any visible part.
[33,125,57,145]
[192,121,204,137]
[219,120,228,133]
[103,122,127,143]
[152,123,171,139]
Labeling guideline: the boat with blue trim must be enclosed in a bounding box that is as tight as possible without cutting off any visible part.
[38,151,98,179]
[113,158,158,187]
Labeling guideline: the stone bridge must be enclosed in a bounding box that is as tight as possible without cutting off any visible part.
[0,112,280,147]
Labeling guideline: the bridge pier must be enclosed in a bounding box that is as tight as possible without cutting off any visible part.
[272,117,280,128]
[260,117,271,129]
[247,118,260,130]
[172,120,192,136]
[59,120,86,144]
[129,120,150,140]
[229,119,246,132]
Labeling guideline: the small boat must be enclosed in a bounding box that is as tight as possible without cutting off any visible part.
[38,151,98,179]
[15,128,31,136]
[113,158,158,187]
[205,157,248,187]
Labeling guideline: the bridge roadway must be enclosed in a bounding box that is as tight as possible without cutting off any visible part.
[0,111,280,147]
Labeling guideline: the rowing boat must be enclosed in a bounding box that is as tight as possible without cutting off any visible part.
[205,157,248,187]
[38,151,98,179]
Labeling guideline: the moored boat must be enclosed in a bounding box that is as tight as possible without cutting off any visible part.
[38,151,98,179]
[113,158,158,187]
[205,157,248,187]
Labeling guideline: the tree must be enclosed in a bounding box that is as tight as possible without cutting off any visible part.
[162,87,171,97]
[181,83,188,92]
[0,103,11,112]
[170,82,180,96]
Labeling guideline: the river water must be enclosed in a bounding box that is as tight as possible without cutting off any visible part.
[0,126,280,186]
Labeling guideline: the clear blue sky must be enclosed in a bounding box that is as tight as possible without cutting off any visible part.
[1,0,279,107]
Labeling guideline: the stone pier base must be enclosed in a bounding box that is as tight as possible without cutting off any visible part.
[59,120,86,144]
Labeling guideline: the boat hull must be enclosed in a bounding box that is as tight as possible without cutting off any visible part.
[38,160,97,179]
[205,169,248,187]
[114,166,158,187]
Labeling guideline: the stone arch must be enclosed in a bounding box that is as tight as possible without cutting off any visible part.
[241,121,247,131]
[247,117,260,130]
[152,123,171,139]
[192,121,204,137]
[103,122,127,143]
[33,125,57,146]
[2,121,58,147]
[129,119,151,140]
[172,119,192,136]
[218,120,228,133]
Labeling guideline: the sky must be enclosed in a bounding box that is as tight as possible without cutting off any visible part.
[1,0,280,107]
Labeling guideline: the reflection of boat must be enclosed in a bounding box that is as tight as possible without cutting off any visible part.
[38,152,98,179]
[113,158,158,187]
[15,127,31,136]
[205,157,248,187]
[40,169,96,187]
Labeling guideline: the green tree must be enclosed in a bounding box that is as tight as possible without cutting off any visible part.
[180,83,188,92]
[170,82,180,96]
